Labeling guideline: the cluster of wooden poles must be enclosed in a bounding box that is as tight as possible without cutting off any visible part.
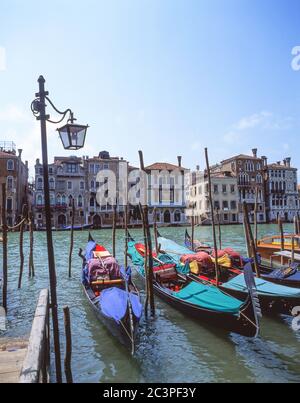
[1,183,35,312]
[1,182,73,383]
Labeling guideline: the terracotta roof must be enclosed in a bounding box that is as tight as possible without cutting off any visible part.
[145,162,187,171]
[0,151,17,158]
[221,154,262,163]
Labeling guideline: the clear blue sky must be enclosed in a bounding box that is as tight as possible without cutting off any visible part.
[0,0,299,178]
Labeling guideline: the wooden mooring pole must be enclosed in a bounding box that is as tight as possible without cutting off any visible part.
[204,148,220,287]
[2,184,8,312]
[153,207,159,253]
[138,150,155,316]
[254,187,259,246]
[243,202,260,278]
[216,208,222,250]
[63,306,73,383]
[124,204,129,268]
[18,204,27,289]
[68,199,75,278]
[112,203,117,258]
[278,214,285,265]
[28,211,35,277]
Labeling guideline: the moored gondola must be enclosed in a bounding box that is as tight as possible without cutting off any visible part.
[160,234,300,316]
[184,230,300,289]
[80,234,142,354]
[127,235,261,338]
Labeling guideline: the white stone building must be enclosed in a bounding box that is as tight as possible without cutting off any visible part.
[265,158,299,222]
[188,168,239,225]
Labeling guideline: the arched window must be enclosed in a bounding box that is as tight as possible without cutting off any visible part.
[6,176,13,190]
[49,177,55,190]
[7,160,14,171]
[36,195,43,205]
[174,210,181,222]
[90,180,95,190]
[56,194,62,205]
[50,194,55,206]
[90,197,95,207]
[61,194,66,205]
[256,174,262,184]
[78,195,83,208]
[37,177,43,190]
[68,195,73,207]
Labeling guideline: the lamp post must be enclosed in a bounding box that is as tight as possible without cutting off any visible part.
[31,75,88,383]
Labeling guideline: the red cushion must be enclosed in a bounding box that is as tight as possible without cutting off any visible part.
[95,244,107,252]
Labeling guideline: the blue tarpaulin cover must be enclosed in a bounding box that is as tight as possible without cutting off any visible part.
[99,287,142,322]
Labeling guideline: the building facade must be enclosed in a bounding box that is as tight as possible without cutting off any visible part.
[0,141,29,226]
[188,169,239,225]
[144,158,188,226]
[34,151,130,229]
[264,158,299,222]
[34,156,86,229]
[216,149,267,223]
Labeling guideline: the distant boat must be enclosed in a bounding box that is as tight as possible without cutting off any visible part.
[257,234,300,264]
[37,224,93,232]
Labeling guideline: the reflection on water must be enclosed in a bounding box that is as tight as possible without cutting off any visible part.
[0,224,299,383]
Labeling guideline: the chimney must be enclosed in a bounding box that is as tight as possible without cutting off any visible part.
[36,158,40,165]
[177,156,182,167]
[18,149,23,158]
[283,159,286,166]
[261,156,268,167]
[286,157,291,168]
[277,161,281,166]
[196,165,200,171]
[25,161,28,168]
[252,148,258,158]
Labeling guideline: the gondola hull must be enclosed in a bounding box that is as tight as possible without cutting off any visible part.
[134,267,258,338]
[219,284,299,316]
[82,284,139,351]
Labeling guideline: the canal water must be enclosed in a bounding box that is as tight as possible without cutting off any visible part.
[1,224,300,383]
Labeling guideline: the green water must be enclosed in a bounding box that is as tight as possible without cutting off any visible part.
[1,224,300,383]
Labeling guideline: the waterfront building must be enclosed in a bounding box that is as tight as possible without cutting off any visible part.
[188,168,239,225]
[34,156,85,229]
[264,157,299,222]
[214,149,267,223]
[0,141,29,226]
[84,151,129,228]
[144,157,188,225]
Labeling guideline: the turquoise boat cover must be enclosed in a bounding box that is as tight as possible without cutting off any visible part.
[222,274,300,298]
[173,281,243,314]
[127,241,243,314]
[158,237,192,264]
[159,236,300,299]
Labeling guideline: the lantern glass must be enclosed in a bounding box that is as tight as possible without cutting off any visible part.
[57,123,88,150]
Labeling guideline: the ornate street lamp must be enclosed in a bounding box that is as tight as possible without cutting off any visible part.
[31,75,88,383]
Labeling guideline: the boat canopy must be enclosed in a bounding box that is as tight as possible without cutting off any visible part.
[222,274,300,298]
[173,281,243,314]
[128,241,244,314]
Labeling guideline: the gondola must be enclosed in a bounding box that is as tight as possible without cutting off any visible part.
[184,230,300,289]
[127,235,261,338]
[79,234,142,354]
[159,234,300,316]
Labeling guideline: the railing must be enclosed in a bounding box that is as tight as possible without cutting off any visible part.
[19,289,50,383]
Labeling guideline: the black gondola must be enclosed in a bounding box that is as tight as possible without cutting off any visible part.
[127,235,261,338]
[159,234,300,316]
[80,234,142,354]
